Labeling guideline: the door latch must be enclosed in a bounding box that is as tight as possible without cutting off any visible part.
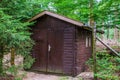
[48,44,51,52]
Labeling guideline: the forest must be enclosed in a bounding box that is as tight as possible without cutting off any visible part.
[0,0,120,80]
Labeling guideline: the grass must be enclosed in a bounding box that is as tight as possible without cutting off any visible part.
[59,76,69,80]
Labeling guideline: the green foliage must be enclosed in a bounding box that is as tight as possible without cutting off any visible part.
[24,55,35,69]
[114,57,120,71]
[6,65,26,80]
[0,9,34,54]
[51,0,90,22]
[0,0,35,76]
[7,65,18,76]
[87,52,120,80]
[0,0,41,20]
[60,76,69,80]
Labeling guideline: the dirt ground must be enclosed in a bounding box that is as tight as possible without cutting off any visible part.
[22,71,77,80]
[23,72,61,80]
[22,71,93,80]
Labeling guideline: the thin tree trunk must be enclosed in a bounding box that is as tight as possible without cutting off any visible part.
[114,28,117,40]
[101,27,104,40]
[0,46,4,75]
[114,28,118,41]
[118,30,120,42]
[114,6,119,42]
[11,48,15,66]
[89,0,97,80]
[107,27,109,39]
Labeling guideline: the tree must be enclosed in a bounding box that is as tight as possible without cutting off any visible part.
[0,5,34,76]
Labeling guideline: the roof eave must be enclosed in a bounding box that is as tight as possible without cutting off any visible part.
[28,11,47,22]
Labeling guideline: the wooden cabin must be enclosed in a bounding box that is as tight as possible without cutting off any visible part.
[29,11,93,76]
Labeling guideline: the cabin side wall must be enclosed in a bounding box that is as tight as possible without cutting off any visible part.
[76,28,92,75]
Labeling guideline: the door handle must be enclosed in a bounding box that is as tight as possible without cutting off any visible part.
[48,44,51,52]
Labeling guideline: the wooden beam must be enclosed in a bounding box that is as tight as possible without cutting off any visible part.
[96,36,120,57]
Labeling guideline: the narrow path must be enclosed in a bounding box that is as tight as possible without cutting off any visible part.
[23,72,60,80]
[23,71,93,80]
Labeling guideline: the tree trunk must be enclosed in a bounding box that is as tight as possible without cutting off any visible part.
[11,48,15,66]
[114,28,118,41]
[89,0,97,80]
[107,27,109,39]
[0,46,4,75]
[118,29,120,41]
[101,27,104,40]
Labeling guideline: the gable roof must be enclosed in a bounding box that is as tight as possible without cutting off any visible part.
[28,11,92,30]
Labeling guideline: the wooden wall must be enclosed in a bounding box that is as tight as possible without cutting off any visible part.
[76,28,92,75]
[63,26,75,75]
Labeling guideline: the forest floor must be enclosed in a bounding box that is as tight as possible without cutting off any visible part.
[23,71,60,80]
[22,71,93,80]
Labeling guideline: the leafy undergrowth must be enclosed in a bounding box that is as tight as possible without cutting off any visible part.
[87,52,120,80]
[60,76,69,80]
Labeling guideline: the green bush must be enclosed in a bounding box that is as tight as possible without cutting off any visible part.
[87,52,120,80]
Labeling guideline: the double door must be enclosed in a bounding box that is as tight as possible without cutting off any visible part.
[31,28,64,73]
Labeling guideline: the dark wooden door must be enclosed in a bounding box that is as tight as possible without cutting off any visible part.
[47,28,63,73]
[31,28,48,71]
[31,28,64,73]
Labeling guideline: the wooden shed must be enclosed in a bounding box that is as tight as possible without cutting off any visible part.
[29,11,93,76]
